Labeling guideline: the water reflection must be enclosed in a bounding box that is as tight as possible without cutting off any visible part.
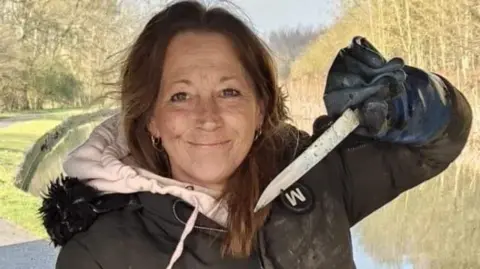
[354,161,480,268]
[352,228,414,268]
[29,125,479,268]
[28,122,99,196]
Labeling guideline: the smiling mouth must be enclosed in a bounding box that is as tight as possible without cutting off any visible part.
[187,141,231,147]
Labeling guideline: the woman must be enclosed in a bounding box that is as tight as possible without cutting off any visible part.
[40,1,472,269]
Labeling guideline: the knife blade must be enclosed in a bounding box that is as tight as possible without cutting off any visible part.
[254,108,361,212]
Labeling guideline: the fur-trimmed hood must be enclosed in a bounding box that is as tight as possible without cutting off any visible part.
[39,176,138,246]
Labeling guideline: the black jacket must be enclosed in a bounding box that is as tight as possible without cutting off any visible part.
[40,78,471,269]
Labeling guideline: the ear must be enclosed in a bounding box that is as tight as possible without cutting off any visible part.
[147,119,160,138]
[256,100,266,130]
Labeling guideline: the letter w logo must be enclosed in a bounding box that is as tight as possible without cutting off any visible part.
[284,188,306,207]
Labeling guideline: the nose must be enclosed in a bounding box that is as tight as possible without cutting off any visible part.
[195,97,222,131]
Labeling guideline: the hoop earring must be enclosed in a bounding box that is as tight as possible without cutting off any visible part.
[254,129,262,141]
[151,136,163,152]
[150,135,172,176]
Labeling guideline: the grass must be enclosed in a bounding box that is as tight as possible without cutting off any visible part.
[0,107,95,121]
[0,107,83,116]
[0,108,85,238]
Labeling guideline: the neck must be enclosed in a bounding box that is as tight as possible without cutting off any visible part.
[170,170,226,197]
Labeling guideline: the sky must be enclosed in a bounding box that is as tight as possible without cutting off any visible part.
[133,0,341,37]
[215,0,340,34]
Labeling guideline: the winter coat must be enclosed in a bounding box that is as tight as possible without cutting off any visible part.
[40,76,472,269]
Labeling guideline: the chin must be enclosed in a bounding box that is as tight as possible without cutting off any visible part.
[189,163,235,187]
[192,170,228,186]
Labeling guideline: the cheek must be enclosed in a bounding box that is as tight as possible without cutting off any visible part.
[222,102,259,136]
[155,109,190,138]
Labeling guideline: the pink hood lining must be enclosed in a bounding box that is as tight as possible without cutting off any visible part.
[62,113,228,269]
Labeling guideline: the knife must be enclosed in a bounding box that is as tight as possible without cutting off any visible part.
[254,108,361,212]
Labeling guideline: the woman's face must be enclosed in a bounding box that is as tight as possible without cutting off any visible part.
[149,32,264,191]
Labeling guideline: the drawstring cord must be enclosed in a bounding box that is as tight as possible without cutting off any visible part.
[166,197,200,269]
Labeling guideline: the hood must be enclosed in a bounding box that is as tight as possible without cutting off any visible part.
[40,113,229,269]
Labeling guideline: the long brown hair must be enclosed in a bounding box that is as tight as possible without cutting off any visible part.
[121,0,298,258]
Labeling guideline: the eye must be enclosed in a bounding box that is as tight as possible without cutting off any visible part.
[221,88,241,97]
[170,92,188,102]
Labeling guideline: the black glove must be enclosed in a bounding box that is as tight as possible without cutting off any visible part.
[323,36,452,144]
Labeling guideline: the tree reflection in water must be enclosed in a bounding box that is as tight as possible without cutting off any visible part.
[356,161,479,268]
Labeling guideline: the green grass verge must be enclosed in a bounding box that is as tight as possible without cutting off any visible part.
[0,109,85,238]
[1,107,83,115]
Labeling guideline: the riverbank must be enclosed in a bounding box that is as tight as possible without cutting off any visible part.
[0,109,86,239]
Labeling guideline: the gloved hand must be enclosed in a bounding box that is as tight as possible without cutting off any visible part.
[323,36,452,145]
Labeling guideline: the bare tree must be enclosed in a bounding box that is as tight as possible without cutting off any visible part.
[267,26,323,79]
[0,0,152,111]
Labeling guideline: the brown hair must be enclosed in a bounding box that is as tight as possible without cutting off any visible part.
[121,0,297,258]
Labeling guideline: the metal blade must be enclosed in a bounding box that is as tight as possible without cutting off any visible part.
[254,108,361,212]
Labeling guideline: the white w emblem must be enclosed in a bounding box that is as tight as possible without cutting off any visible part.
[284,188,306,207]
